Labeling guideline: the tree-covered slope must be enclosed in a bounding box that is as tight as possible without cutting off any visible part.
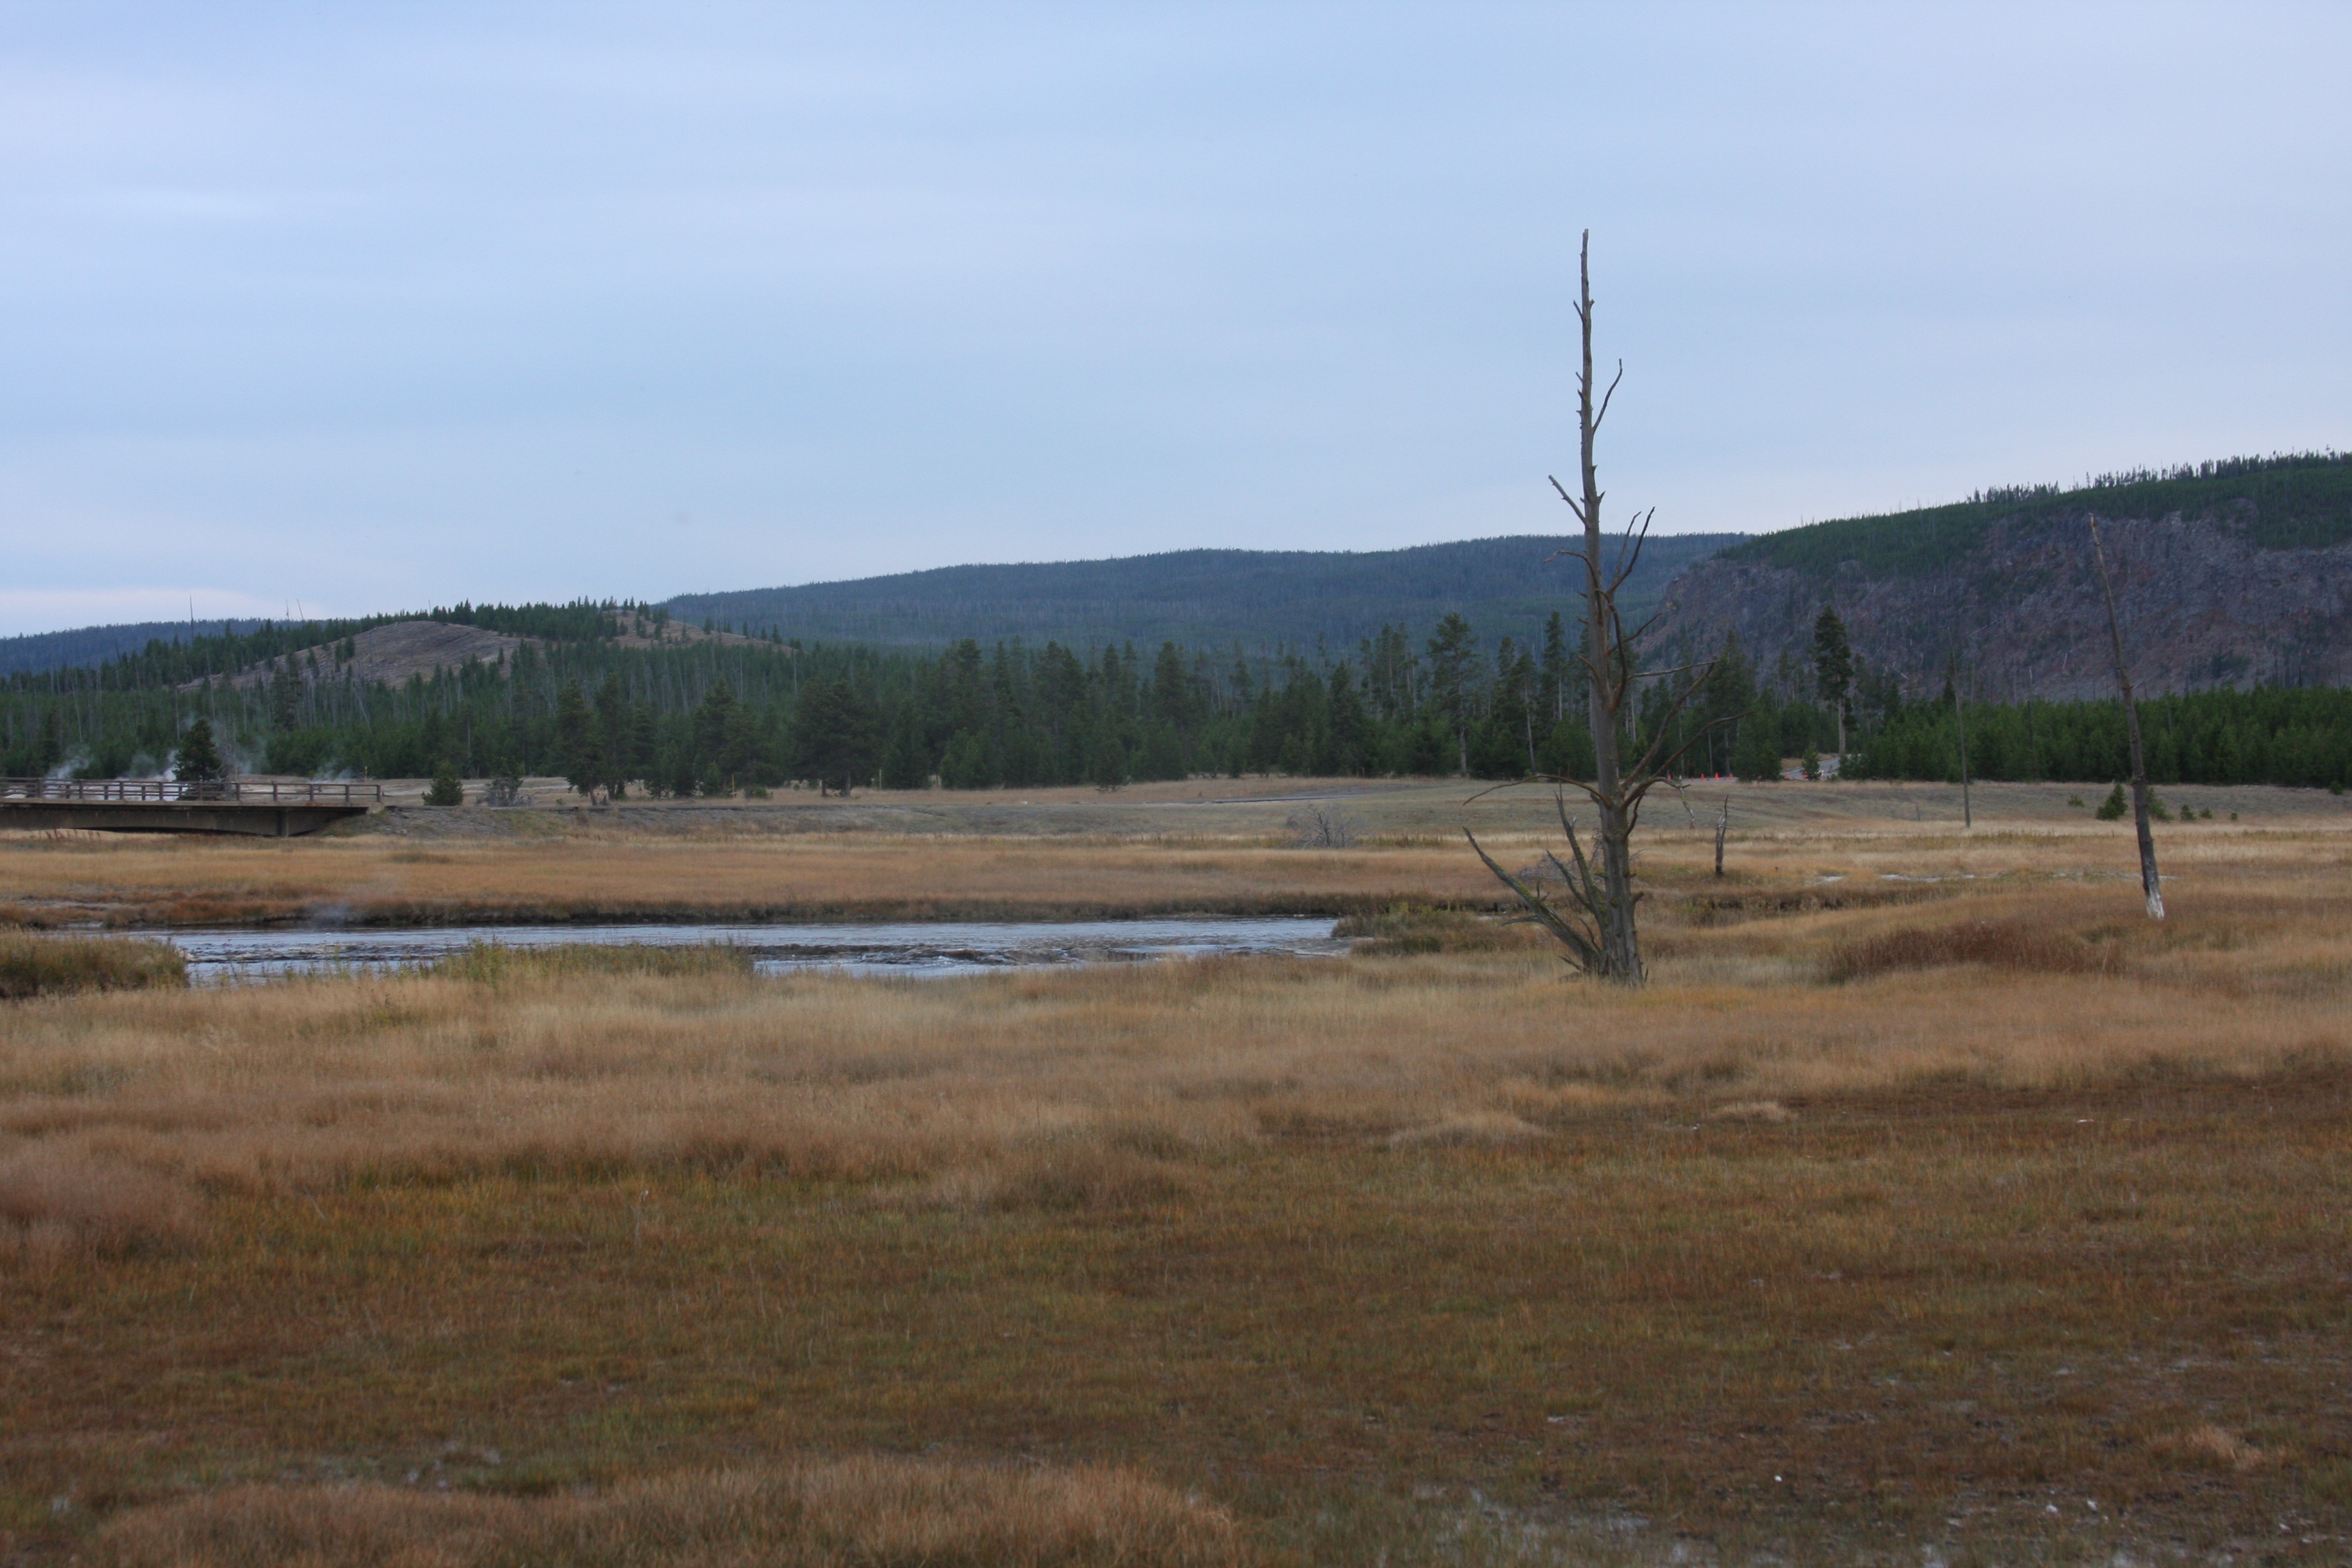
[1720,451,2352,578]
[1656,452,2352,700]
[0,619,272,679]
[665,533,1743,655]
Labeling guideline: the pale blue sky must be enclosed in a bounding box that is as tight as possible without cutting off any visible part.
[3,2,2347,634]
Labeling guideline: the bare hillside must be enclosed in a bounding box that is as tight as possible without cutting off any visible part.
[206,620,531,691]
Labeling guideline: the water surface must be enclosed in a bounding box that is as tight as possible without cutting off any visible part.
[163,917,1345,984]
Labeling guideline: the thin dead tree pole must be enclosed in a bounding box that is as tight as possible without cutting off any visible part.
[1464,230,1724,985]
[1555,230,1640,978]
[1952,652,1972,829]
[1713,797,1730,878]
[2088,514,2164,920]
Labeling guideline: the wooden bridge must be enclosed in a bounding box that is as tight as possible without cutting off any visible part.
[0,778,384,837]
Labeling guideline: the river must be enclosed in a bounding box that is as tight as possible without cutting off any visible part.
[160,916,1347,984]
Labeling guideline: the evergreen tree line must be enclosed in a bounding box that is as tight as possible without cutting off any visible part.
[2,601,2344,794]
[1,610,1627,792]
[1842,685,2352,791]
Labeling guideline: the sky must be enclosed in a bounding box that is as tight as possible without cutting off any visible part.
[2,3,2347,636]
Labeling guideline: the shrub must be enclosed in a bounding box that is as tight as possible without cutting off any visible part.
[0,933,188,1000]
[2094,782,2128,820]
[1284,803,1359,848]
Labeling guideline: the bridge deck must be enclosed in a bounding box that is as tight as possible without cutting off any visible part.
[0,779,383,837]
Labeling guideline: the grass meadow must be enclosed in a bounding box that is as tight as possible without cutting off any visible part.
[3,787,2350,1563]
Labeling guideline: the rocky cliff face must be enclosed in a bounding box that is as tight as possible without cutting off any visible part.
[1652,501,2352,701]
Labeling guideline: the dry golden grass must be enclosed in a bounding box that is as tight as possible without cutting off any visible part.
[0,1139,205,1258]
[5,776,2344,931]
[6,815,2352,1563]
[0,932,186,998]
[0,832,1491,929]
[94,1456,1249,1568]
[6,878,2343,1201]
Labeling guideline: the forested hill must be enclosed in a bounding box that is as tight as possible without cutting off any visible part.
[664,534,1744,654]
[1652,451,2352,701]
[0,618,270,679]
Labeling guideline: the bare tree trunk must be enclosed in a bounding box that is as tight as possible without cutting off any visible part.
[1466,233,1727,985]
[1571,237,1642,982]
[2088,515,2164,919]
[1713,797,1729,878]
[1952,656,1971,829]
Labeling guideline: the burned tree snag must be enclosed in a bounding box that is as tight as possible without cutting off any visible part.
[1465,231,1725,984]
[2088,514,2164,920]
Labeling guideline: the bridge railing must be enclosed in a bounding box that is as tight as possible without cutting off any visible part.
[0,778,385,806]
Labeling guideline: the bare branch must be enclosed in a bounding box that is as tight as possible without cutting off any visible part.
[1590,359,1625,433]
[1609,507,1655,590]
[1465,829,1602,972]
[1547,474,1591,528]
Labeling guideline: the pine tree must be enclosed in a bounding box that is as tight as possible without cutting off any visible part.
[173,716,225,783]
[268,662,301,731]
[423,759,464,806]
[793,678,878,794]
[1812,605,1855,756]
[1730,706,1783,782]
[880,706,930,789]
[1423,613,1479,775]
[554,681,598,796]
[1539,611,1571,724]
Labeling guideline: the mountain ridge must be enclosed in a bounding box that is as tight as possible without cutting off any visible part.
[662,534,1743,655]
[1655,452,2352,700]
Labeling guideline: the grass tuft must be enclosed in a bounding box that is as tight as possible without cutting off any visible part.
[1704,1099,1792,1123]
[1334,904,1535,955]
[1823,917,2124,983]
[0,1143,203,1257]
[918,1144,1200,1213]
[93,1456,1252,1567]
[2153,1423,2270,1474]
[0,933,186,1000]
[1386,1111,1550,1148]
[428,941,756,985]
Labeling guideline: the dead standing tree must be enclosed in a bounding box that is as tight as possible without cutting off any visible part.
[1465,230,1722,984]
[2087,514,2164,919]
